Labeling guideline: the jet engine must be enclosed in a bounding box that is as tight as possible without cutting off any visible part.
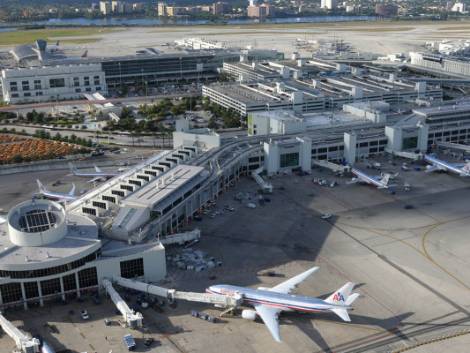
[241,309,257,321]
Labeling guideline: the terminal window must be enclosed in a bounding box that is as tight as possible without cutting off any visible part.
[40,278,61,296]
[0,283,22,303]
[22,81,30,91]
[120,258,144,278]
[280,152,299,168]
[24,281,39,299]
[49,78,65,88]
[78,267,98,288]
[63,273,77,291]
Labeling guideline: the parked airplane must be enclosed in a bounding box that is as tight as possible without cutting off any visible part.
[36,180,77,203]
[424,154,470,176]
[68,162,118,183]
[206,267,359,342]
[349,168,395,189]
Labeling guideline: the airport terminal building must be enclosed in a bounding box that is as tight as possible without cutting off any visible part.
[0,199,165,309]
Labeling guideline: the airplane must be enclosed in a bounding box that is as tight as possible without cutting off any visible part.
[36,180,77,203]
[68,162,119,183]
[348,168,395,189]
[206,267,359,342]
[424,154,470,177]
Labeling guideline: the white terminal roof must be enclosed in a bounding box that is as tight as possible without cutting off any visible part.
[0,212,100,271]
[123,164,206,209]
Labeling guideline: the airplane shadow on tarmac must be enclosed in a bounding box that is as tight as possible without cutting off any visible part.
[280,311,414,353]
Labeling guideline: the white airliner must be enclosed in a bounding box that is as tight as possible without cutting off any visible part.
[349,168,394,189]
[424,154,470,176]
[36,180,77,203]
[68,162,118,183]
[206,267,359,342]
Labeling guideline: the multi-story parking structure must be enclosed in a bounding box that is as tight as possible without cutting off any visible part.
[202,73,442,116]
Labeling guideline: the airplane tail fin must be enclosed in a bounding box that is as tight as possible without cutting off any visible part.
[325,282,359,322]
[94,165,102,173]
[380,173,391,186]
[36,179,46,193]
[325,282,354,305]
[69,183,76,196]
[462,161,470,173]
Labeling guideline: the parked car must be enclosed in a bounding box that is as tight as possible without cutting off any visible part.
[80,310,89,320]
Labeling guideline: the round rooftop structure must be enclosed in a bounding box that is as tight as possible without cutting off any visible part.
[7,199,67,247]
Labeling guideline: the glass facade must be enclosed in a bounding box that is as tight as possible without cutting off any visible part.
[120,258,144,278]
[280,152,299,168]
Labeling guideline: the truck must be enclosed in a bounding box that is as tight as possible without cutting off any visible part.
[123,334,136,351]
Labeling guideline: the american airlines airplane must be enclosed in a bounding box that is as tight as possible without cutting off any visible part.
[36,180,77,203]
[349,168,394,189]
[206,267,359,342]
[68,162,119,183]
[424,154,470,176]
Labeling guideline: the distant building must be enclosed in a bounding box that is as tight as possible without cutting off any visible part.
[451,2,466,13]
[157,2,167,16]
[375,3,398,17]
[247,2,273,18]
[321,0,337,10]
[111,0,126,13]
[212,1,231,15]
[1,63,107,104]
[132,2,145,11]
[99,0,112,15]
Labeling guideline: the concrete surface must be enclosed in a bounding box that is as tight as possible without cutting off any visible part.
[1,155,470,352]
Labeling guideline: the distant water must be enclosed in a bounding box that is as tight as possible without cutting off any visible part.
[0,15,377,29]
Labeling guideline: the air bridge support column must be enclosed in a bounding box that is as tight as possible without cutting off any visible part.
[344,133,357,165]
[385,126,403,152]
[418,124,429,152]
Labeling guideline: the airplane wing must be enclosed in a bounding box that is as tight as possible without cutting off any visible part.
[269,267,319,294]
[425,165,440,173]
[254,304,282,342]
[88,176,103,183]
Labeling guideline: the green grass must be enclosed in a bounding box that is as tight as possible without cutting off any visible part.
[0,28,119,46]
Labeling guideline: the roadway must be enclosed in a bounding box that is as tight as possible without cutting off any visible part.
[0,92,198,113]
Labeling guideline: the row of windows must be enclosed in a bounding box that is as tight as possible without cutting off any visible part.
[0,267,98,304]
[0,250,99,279]
[9,76,101,91]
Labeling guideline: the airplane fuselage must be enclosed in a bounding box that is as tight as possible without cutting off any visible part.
[207,284,346,313]
[37,192,77,202]
[424,154,470,176]
[73,171,117,178]
[351,168,387,188]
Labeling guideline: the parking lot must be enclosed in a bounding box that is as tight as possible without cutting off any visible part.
[1,155,470,352]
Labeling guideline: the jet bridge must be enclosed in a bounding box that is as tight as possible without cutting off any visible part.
[312,159,351,173]
[0,312,40,353]
[111,276,242,308]
[252,166,273,193]
[436,141,470,153]
[102,279,143,328]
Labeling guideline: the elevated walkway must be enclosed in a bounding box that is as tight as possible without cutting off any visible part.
[0,313,40,353]
[252,166,272,193]
[111,276,242,308]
